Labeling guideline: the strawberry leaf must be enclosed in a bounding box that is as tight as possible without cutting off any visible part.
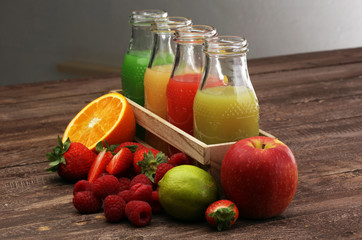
[95,140,119,155]
[96,141,105,152]
[138,150,167,182]
[49,160,60,166]
[45,137,70,172]
[208,204,236,231]
[109,144,119,154]
[124,145,138,153]
[46,165,59,172]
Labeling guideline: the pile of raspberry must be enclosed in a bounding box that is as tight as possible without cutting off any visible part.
[72,152,189,227]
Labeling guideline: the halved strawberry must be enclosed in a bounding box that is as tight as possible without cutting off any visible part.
[88,149,113,183]
[106,147,133,176]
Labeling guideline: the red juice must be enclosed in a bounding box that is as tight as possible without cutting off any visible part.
[166,73,202,135]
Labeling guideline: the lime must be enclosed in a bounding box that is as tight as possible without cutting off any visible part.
[158,165,218,221]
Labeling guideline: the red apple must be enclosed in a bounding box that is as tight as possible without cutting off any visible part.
[221,136,298,219]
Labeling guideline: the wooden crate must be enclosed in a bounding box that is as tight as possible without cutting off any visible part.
[120,94,275,179]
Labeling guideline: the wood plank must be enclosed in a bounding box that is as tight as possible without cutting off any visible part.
[0,76,121,104]
[1,48,362,239]
[1,161,360,239]
[248,47,362,74]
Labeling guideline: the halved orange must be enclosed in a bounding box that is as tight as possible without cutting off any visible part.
[62,92,136,151]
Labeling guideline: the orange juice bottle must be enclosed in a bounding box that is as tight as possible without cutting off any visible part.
[193,36,259,144]
[144,17,192,119]
[143,17,191,152]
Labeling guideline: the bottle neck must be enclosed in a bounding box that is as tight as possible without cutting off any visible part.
[172,43,204,77]
[148,32,176,68]
[201,53,254,90]
[128,25,153,53]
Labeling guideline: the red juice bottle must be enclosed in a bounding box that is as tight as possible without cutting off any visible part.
[167,73,201,135]
[166,25,217,135]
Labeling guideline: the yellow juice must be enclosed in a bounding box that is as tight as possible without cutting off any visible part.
[144,65,173,119]
[193,86,259,144]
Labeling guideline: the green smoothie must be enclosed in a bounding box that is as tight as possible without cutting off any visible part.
[121,50,151,106]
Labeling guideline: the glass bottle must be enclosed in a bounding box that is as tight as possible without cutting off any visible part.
[121,9,168,106]
[166,25,217,136]
[144,16,192,119]
[193,36,260,144]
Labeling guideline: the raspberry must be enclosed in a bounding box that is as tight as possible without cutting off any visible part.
[118,177,131,192]
[168,152,191,166]
[118,190,131,203]
[130,174,152,187]
[98,172,110,178]
[129,183,152,203]
[73,191,102,214]
[125,200,152,227]
[104,195,126,222]
[93,175,121,199]
[150,191,163,214]
[73,180,93,195]
[154,163,173,184]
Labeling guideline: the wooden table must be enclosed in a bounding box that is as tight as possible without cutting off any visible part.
[1,47,361,239]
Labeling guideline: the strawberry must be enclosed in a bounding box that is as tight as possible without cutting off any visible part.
[132,148,160,174]
[134,148,167,182]
[87,141,117,182]
[106,147,133,176]
[205,200,239,231]
[46,137,96,182]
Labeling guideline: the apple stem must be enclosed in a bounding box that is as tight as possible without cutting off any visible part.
[262,143,266,149]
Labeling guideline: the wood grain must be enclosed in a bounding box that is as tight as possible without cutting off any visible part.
[1,48,361,239]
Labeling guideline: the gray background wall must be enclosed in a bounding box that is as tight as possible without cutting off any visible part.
[1,0,362,86]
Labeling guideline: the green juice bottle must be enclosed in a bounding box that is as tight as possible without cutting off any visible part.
[121,10,168,106]
[121,50,150,106]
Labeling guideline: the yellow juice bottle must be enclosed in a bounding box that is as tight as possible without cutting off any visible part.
[193,36,260,144]
[193,86,259,144]
[144,64,174,120]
